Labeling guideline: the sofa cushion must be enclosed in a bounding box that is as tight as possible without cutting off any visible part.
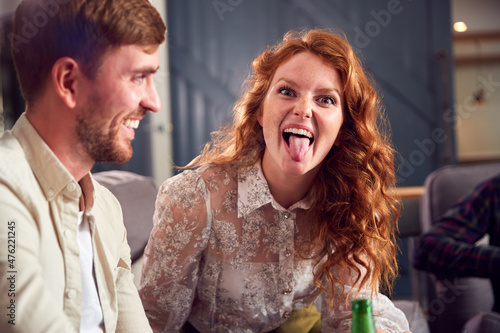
[93,170,157,262]
[463,311,500,333]
[393,300,429,333]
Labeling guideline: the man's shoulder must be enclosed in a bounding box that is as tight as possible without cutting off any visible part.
[0,131,33,187]
[0,130,25,158]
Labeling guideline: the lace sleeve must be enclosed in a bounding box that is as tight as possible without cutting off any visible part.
[139,170,211,332]
[321,266,410,333]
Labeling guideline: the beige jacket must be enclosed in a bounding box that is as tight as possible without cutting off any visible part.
[0,114,152,332]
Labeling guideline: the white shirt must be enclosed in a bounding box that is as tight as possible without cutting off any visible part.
[77,212,104,333]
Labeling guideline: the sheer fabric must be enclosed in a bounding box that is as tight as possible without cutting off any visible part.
[139,161,409,332]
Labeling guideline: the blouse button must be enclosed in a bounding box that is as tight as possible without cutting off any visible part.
[64,229,72,238]
[283,212,291,219]
[283,311,291,319]
[285,249,292,257]
[282,289,292,295]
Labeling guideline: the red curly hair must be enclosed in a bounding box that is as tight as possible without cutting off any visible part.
[186,28,400,304]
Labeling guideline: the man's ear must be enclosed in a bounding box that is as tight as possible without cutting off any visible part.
[52,57,81,109]
[257,108,263,127]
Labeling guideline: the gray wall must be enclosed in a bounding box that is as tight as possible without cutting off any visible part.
[167,0,455,186]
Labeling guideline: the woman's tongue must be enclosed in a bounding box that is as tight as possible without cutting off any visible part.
[288,135,310,162]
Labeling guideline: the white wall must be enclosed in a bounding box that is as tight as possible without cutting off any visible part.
[150,0,174,184]
[452,0,500,163]
[454,62,500,162]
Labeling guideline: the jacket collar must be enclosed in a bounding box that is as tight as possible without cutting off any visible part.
[12,113,94,208]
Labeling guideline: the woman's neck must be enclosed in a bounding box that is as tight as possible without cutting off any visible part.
[260,157,318,210]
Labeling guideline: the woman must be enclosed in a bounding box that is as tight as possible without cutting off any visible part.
[139,29,410,333]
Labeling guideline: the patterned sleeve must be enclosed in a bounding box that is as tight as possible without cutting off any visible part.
[320,267,410,332]
[139,170,211,332]
[413,176,500,278]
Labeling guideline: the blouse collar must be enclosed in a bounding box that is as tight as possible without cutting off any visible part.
[237,160,312,218]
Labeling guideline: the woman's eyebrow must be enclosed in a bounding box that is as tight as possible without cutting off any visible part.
[276,77,341,95]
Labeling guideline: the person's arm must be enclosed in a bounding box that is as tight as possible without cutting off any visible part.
[0,183,77,333]
[139,171,210,332]
[320,264,411,333]
[414,178,500,278]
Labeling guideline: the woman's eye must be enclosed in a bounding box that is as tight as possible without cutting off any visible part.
[278,87,295,97]
[318,96,335,105]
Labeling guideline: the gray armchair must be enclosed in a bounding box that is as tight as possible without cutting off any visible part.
[418,162,500,333]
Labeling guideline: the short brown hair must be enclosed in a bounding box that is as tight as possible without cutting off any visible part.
[11,0,166,103]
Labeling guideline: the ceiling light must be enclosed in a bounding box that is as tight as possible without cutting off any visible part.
[454,21,468,32]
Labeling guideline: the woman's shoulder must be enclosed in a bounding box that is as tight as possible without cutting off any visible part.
[158,168,204,194]
[198,163,238,182]
[158,164,238,197]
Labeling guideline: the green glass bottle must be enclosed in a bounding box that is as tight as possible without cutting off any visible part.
[351,299,376,333]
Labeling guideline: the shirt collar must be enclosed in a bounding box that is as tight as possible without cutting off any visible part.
[237,159,313,218]
[12,113,94,206]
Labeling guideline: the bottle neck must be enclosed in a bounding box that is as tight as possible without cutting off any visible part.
[351,299,376,333]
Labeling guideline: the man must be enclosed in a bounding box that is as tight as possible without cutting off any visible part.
[0,0,166,332]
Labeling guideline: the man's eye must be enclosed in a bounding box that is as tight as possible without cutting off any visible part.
[279,87,295,97]
[134,74,146,82]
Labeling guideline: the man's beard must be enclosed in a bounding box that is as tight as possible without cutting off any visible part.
[76,112,131,163]
[75,99,142,163]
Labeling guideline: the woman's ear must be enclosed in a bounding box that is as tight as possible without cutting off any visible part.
[51,57,80,109]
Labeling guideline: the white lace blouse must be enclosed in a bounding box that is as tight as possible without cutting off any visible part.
[139,161,409,332]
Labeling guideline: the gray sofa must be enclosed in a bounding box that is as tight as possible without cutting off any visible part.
[418,162,500,333]
[92,170,157,285]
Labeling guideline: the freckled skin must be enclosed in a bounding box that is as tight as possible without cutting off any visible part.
[258,52,344,199]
